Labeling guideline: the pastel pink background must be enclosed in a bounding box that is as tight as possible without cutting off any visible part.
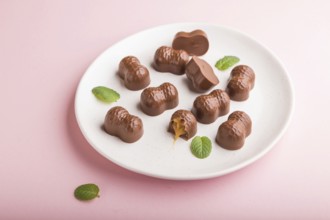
[1,0,329,219]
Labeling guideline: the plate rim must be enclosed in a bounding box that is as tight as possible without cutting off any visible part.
[74,22,295,180]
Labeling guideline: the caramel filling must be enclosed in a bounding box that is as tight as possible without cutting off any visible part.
[172,118,186,141]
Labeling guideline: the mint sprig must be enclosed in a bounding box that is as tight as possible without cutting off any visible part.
[215,56,240,71]
[74,183,100,201]
[190,136,212,159]
[92,86,120,103]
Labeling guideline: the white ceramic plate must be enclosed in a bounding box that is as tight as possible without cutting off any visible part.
[75,23,294,180]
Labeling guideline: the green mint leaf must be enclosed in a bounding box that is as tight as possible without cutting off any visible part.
[190,136,212,159]
[74,183,100,201]
[92,86,120,103]
[215,56,240,71]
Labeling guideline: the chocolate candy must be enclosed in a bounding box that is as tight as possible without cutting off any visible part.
[226,65,255,101]
[216,111,252,150]
[192,89,230,124]
[172,29,209,56]
[118,56,150,90]
[168,110,197,140]
[104,106,143,143]
[140,82,179,116]
[153,46,189,75]
[186,56,219,92]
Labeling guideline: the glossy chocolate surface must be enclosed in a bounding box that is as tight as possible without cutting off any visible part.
[168,110,197,140]
[186,56,219,92]
[153,46,189,75]
[140,82,179,116]
[172,29,209,56]
[216,111,251,150]
[192,89,230,124]
[104,106,143,143]
[226,65,255,101]
[118,56,150,90]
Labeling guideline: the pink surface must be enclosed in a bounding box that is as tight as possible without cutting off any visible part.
[1,0,330,219]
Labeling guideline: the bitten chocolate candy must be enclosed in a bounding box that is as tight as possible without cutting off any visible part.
[168,110,197,141]
[216,111,252,150]
[226,65,255,101]
[186,56,219,92]
[172,29,209,56]
[140,82,179,116]
[192,89,230,124]
[104,106,143,143]
[153,46,189,75]
[118,56,150,90]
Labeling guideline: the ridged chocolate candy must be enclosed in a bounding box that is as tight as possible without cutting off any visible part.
[168,110,197,140]
[140,83,179,116]
[153,46,189,75]
[192,89,230,124]
[118,56,150,90]
[216,111,252,150]
[226,65,255,101]
[104,106,143,143]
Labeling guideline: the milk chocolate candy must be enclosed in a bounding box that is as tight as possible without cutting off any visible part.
[153,46,189,75]
[140,82,179,116]
[226,65,255,101]
[168,110,197,140]
[118,56,150,90]
[216,111,252,150]
[172,30,209,56]
[104,106,143,143]
[186,56,219,92]
[192,89,230,124]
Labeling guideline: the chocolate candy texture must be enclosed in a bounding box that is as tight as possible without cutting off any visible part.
[226,65,255,101]
[168,110,197,141]
[118,56,150,90]
[186,56,219,92]
[104,106,143,143]
[140,82,179,116]
[153,46,189,75]
[216,111,252,150]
